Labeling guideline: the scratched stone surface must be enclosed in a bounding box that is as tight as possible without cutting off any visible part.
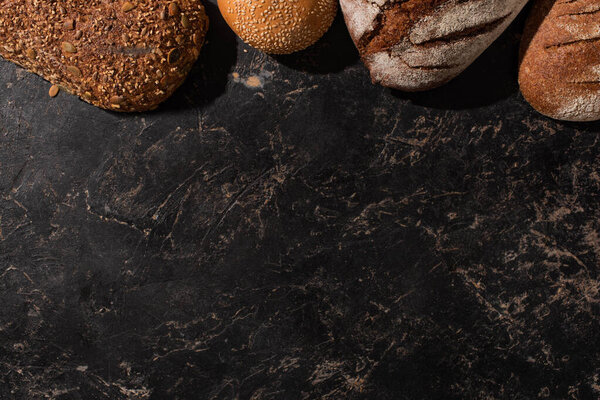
[1,2,600,400]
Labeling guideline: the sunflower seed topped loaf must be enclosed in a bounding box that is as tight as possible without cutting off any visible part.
[340,0,529,91]
[519,0,600,122]
[0,0,209,112]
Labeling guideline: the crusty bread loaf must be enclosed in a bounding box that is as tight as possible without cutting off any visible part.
[218,0,338,55]
[519,0,600,122]
[0,1,209,112]
[340,0,528,91]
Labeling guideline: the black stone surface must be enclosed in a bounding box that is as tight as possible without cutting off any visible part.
[1,3,600,399]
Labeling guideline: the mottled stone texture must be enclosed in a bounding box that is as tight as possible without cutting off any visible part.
[1,3,599,399]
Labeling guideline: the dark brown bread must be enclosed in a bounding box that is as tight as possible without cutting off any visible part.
[340,0,528,91]
[519,0,600,121]
[0,0,209,112]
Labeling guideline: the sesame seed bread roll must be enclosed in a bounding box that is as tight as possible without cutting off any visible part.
[218,0,338,55]
[0,1,209,112]
[519,0,600,122]
[340,0,529,91]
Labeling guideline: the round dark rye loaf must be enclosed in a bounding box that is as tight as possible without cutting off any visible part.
[519,0,600,122]
[340,0,529,91]
[0,0,208,112]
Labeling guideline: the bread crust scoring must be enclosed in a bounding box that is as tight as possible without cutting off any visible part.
[519,0,600,122]
[340,0,528,91]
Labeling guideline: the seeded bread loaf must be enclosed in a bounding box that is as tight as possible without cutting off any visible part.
[340,0,529,91]
[218,0,338,55]
[519,0,600,122]
[219,0,338,54]
[0,0,208,112]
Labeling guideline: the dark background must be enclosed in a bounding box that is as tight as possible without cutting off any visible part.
[1,2,599,399]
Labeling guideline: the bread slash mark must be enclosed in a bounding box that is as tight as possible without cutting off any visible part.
[568,80,600,85]
[413,13,511,47]
[559,7,600,17]
[356,0,409,53]
[545,36,600,50]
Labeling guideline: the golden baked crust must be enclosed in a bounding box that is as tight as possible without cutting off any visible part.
[0,0,209,112]
[218,0,337,55]
[519,0,600,122]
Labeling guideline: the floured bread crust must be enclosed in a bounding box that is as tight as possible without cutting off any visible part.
[519,0,600,122]
[340,0,528,91]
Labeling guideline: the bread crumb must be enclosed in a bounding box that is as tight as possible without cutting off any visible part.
[232,71,272,89]
[246,76,261,88]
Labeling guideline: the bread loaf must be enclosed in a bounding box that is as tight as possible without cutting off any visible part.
[218,0,338,54]
[0,1,209,112]
[340,0,528,91]
[519,0,600,122]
